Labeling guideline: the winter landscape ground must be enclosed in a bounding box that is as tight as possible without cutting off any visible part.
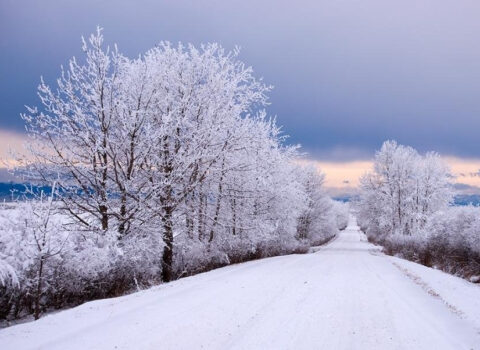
[1,215,479,350]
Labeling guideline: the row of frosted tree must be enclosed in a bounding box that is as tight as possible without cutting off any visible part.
[356,140,480,281]
[0,29,348,321]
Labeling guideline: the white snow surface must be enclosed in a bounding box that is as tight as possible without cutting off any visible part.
[1,216,479,350]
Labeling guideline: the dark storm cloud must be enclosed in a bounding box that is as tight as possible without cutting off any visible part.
[1,0,480,160]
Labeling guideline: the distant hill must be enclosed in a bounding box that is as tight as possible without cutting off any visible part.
[333,195,358,203]
[453,194,480,207]
[0,183,478,206]
[0,182,28,201]
[334,193,480,207]
[0,182,54,201]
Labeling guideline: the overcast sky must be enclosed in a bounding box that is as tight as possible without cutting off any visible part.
[1,0,480,162]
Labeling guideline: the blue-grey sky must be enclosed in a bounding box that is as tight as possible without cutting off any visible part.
[1,0,480,161]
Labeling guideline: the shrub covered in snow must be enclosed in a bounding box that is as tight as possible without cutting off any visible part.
[375,207,480,281]
[295,167,342,245]
[332,201,349,231]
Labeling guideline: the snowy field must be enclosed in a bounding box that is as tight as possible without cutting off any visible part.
[1,216,479,350]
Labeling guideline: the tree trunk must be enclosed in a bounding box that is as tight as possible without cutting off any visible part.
[118,193,127,236]
[185,194,194,239]
[161,206,174,282]
[209,167,225,242]
[100,205,108,231]
[34,256,44,320]
[198,193,207,241]
[231,197,237,236]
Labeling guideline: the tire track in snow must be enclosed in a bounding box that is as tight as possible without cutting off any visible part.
[391,261,464,318]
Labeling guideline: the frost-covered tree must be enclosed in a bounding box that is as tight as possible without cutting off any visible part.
[17,28,274,282]
[296,166,340,243]
[2,28,344,321]
[20,29,122,233]
[352,141,480,280]
[22,184,66,320]
[0,183,68,320]
[357,140,452,238]
[138,42,271,281]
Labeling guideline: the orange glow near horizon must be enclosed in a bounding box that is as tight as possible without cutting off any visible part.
[300,157,480,190]
[0,130,28,167]
[297,159,372,188]
[444,157,480,188]
[1,129,480,190]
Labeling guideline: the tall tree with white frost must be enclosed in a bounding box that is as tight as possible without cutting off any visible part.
[139,42,271,281]
[357,140,452,237]
[20,28,124,233]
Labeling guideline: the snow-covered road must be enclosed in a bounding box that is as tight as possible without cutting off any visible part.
[1,216,480,350]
